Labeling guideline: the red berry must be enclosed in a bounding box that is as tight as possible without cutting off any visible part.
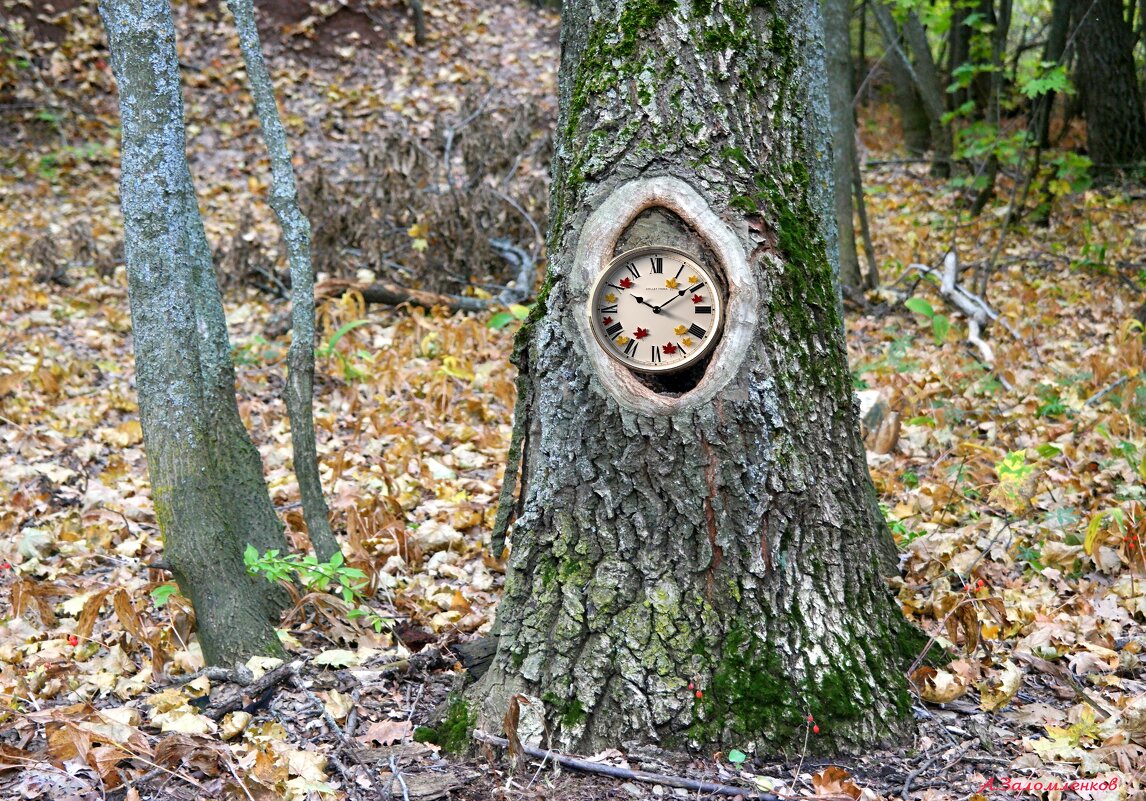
[695,690,703,699]
[813,724,820,734]
[807,714,814,722]
[688,683,694,690]
[68,635,79,646]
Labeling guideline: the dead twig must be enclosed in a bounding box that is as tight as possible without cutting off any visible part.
[472,730,851,801]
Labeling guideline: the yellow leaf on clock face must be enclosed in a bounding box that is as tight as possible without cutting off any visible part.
[688,275,699,283]
[664,278,678,289]
[681,337,694,347]
[673,325,687,336]
[615,335,630,346]
[605,293,617,303]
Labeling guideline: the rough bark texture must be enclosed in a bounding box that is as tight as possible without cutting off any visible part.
[824,0,862,293]
[100,0,286,666]
[225,0,339,563]
[1072,0,1146,172]
[471,0,919,756]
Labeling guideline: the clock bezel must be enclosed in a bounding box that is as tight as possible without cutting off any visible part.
[586,245,725,375]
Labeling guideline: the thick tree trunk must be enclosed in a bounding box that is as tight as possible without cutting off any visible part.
[1072,0,1146,172]
[100,0,286,666]
[225,0,340,563]
[472,0,919,756]
[824,0,863,294]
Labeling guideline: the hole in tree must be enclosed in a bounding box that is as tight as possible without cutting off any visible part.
[613,206,727,397]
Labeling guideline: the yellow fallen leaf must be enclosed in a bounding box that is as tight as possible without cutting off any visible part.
[979,660,1023,711]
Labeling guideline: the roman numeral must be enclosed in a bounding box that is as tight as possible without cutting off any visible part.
[651,346,661,364]
[625,262,640,279]
[695,305,712,315]
[673,263,686,279]
[600,304,618,314]
[606,322,624,337]
[688,323,707,339]
[650,256,663,274]
[623,339,638,357]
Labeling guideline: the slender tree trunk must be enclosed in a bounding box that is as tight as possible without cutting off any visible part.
[471,0,920,755]
[1072,0,1146,173]
[824,0,863,294]
[99,0,285,666]
[225,0,340,563]
[970,0,1013,217]
[948,4,971,113]
[1034,0,1072,149]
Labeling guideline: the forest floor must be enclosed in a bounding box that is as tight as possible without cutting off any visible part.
[1,1,1145,799]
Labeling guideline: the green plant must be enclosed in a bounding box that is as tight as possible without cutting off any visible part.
[487,303,531,331]
[243,546,392,633]
[904,297,950,346]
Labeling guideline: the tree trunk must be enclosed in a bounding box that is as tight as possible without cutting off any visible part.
[888,53,932,155]
[225,0,340,563]
[824,0,863,294]
[874,4,951,175]
[471,0,920,756]
[99,0,286,666]
[1072,0,1146,172]
[1033,0,1071,149]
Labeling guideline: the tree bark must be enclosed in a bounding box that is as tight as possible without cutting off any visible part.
[1071,0,1146,173]
[99,0,285,666]
[225,0,340,563]
[824,0,863,294]
[471,0,919,756]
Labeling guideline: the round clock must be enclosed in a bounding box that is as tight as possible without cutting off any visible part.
[587,246,725,374]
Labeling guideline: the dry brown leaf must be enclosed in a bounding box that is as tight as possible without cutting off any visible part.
[357,719,413,747]
[812,765,862,799]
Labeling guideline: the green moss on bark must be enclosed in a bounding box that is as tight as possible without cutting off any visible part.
[440,693,476,754]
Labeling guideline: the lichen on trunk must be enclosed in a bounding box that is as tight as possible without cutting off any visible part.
[472,0,919,755]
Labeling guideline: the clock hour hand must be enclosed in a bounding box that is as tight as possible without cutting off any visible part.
[632,295,661,313]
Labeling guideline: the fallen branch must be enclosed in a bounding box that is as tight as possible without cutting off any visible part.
[472,730,847,801]
[905,251,1018,385]
[317,278,492,313]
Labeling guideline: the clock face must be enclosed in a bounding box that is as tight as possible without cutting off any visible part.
[587,246,724,374]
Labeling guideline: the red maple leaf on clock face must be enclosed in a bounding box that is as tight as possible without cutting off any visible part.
[633,327,649,339]
[619,277,633,289]
[602,317,613,325]
[691,294,704,304]
[663,342,678,355]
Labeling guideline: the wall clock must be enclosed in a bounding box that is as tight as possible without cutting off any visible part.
[587,246,725,374]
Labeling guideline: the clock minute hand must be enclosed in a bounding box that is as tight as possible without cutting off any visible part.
[655,282,706,312]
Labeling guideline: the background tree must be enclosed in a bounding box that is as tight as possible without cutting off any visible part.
[1071,0,1146,172]
[98,0,289,666]
[825,0,865,294]
[225,0,340,563]
[473,0,922,754]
